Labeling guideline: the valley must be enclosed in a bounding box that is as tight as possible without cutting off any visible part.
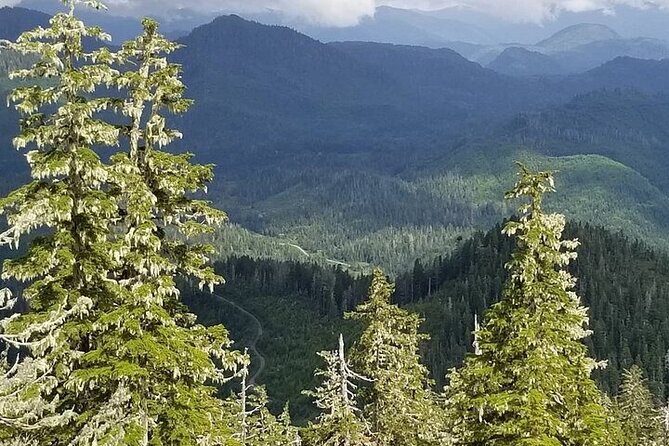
[3,3,669,440]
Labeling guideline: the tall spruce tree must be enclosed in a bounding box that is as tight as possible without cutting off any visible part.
[69,16,245,445]
[302,334,373,446]
[0,0,121,441]
[615,366,666,446]
[445,165,621,445]
[0,2,245,444]
[347,269,448,446]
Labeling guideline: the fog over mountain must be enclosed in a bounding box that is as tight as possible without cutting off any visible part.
[9,0,669,39]
[282,6,669,46]
[5,0,669,26]
[483,23,669,75]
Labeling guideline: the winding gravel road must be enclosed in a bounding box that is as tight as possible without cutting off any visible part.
[209,292,266,384]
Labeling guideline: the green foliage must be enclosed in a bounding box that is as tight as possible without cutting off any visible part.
[1,7,668,445]
[185,218,669,430]
[0,3,123,438]
[614,366,667,446]
[218,164,481,275]
[403,219,669,399]
[347,269,448,445]
[224,367,300,446]
[0,4,244,444]
[183,257,369,423]
[203,143,669,277]
[445,165,621,445]
[302,335,373,446]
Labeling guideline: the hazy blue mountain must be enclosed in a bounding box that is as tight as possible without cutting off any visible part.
[535,24,669,73]
[12,2,669,77]
[279,7,669,77]
[551,38,669,73]
[327,41,553,112]
[171,15,410,167]
[16,0,210,42]
[487,47,565,76]
[291,6,494,46]
[552,5,669,42]
[536,23,620,52]
[271,5,638,47]
[425,5,669,43]
[4,8,669,266]
[170,14,571,172]
[0,6,48,40]
[248,6,657,50]
[484,24,669,76]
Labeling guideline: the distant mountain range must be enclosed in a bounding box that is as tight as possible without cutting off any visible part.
[0,6,48,41]
[11,2,669,76]
[169,14,669,173]
[274,6,496,46]
[15,0,210,41]
[123,14,669,260]
[484,24,669,75]
[4,7,669,267]
[249,5,669,45]
[245,7,669,76]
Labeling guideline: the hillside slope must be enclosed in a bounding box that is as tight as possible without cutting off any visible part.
[185,222,669,420]
[537,23,620,52]
[487,46,565,76]
[4,9,669,272]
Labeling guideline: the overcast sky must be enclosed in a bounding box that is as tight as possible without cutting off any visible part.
[5,0,669,26]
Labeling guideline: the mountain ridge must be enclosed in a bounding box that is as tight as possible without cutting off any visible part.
[537,23,621,52]
[3,8,669,270]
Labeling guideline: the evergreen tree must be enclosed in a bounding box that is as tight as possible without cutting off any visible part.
[347,269,448,446]
[615,366,665,446]
[0,2,244,444]
[302,334,373,446]
[0,1,122,440]
[71,15,245,445]
[229,362,299,446]
[445,165,621,445]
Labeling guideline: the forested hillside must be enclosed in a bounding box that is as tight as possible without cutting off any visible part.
[3,8,669,270]
[0,6,48,40]
[183,221,669,421]
[4,2,669,444]
[507,89,669,192]
[168,16,669,269]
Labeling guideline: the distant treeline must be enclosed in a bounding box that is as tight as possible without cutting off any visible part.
[188,220,669,420]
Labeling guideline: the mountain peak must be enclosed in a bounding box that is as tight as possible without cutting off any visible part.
[0,6,49,41]
[183,13,318,51]
[487,46,564,77]
[537,23,621,52]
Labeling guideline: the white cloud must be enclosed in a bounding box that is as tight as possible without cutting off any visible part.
[276,0,376,27]
[384,0,669,23]
[5,0,669,26]
[95,0,375,26]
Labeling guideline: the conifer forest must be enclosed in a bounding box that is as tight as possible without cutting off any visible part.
[3,0,669,444]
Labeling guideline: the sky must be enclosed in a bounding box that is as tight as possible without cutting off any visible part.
[5,0,669,26]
